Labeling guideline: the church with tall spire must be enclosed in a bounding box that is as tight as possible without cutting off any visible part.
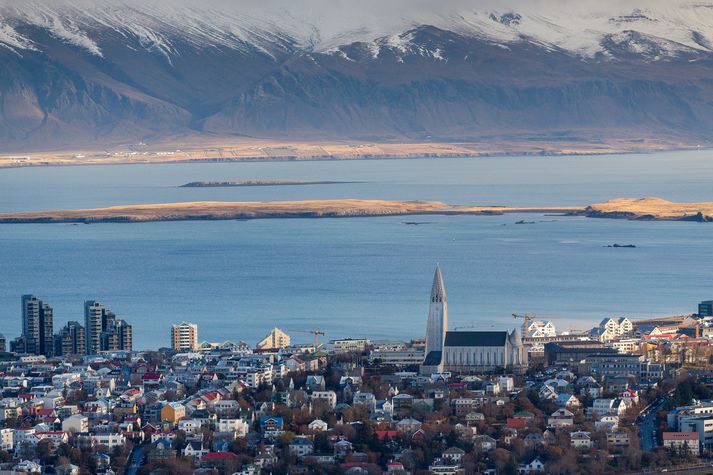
[421,265,448,374]
[420,264,528,375]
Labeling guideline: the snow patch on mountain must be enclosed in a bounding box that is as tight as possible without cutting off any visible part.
[1,0,713,60]
[0,23,36,54]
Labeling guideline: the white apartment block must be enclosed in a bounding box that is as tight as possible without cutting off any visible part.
[596,318,634,341]
[217,419,249,437]
[0,429,13,451]
[87,433,126,449]
[62,414,89,433]
[311,391,337,409]
[527,321,556,338]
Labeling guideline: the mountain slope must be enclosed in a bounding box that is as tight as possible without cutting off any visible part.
[1,0,713,151]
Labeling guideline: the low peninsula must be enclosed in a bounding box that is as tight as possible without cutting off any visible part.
[0,197,710,224]
[180,180,354,187]
[583,197,713,222]
[0,200,577,223]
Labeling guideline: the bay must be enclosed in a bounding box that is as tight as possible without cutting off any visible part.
[1,150,712,349]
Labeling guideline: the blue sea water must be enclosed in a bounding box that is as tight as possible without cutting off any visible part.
[0,151,712,349]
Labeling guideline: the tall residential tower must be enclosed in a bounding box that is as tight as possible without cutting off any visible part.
[84,300,132,354]
[20,295,54,357]
[171,322,198,351]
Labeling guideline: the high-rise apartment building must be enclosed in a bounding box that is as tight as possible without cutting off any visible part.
[21,295,54,357]
[171,322,199,351]
[84,300,132,354]
[256,327,291,349]
[54,321,86,356]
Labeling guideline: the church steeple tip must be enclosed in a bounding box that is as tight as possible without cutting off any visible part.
[431,264,446,303]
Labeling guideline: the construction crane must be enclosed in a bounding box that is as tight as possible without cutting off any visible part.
[512,313,533,337]
[289,329,326,349]
[512,313,570,338]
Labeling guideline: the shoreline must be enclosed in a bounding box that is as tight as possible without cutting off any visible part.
[179,180,358,188]
[0,197,710,224]
[0,138,706,171]
[0,200,580,224]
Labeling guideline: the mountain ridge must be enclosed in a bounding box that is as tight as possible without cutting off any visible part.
[2,1,713,151]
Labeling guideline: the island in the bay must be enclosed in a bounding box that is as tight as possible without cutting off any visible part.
[180,180,355,187]
[0,197,710,224]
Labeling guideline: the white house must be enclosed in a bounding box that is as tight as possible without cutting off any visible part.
[178,419,200,435]
[570,431,592,449]
[183,440,209,460]
[555,394,580,409]
[548,409,574,428]
[308,419,328,432]
[289,437,314,458]
[519,458,545,473]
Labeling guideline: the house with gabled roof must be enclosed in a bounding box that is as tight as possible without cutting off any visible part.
[548,408,574,428]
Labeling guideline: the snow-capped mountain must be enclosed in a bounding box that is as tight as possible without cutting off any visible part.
[2,0,713,150]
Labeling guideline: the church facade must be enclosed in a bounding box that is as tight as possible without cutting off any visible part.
[420,265,528,375]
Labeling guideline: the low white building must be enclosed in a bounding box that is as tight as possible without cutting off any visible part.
[178,419,200,435]
[330,339,371,354]
[62,415,88,434]
[217,418,249,437]
[85,433,126,449]
[570,431,592,449]
[0,428,13,451]
[311,391,337,409]
[308,419,328,432]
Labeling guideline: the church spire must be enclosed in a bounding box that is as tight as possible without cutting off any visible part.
[431,264,446,303]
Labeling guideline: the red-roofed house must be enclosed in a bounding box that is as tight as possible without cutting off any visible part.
[142,372,164,387]
[375,430,398,441]
[201,452,239,473]
[507,417,528,429]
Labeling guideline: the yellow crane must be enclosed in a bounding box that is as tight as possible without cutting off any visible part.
[289,329,326,348]
[512,313,533,337]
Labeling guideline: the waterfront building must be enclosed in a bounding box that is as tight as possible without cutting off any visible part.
[0,334,5,353]
[528,320,556,338]
[699,300,713,317]
[369,340,425,366]
[20,295,53,357]
[420,265,527,375]
[84,301,132,354]
[172,322,199,351]
[54,321,86,356]
[256,327,291,350]
[592,317,633,341]
[607,338,642,354]
[329,338,371,354]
